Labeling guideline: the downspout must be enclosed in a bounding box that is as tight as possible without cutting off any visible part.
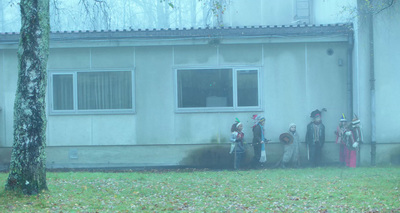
[347,30,354,130]
[368,12,376,166]
[347,30,355,163]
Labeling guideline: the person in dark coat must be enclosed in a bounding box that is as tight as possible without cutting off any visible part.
[252,115,266,168]
[305,109,325,167]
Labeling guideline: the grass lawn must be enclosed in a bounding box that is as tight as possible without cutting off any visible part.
[0,167,399,212]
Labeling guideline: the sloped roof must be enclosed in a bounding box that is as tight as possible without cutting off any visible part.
[0,23,353,44]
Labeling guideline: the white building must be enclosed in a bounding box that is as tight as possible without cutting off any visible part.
[0,0,399,169]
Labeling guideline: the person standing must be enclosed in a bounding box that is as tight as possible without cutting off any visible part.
[305,109,326,167]
[229,121,246,170]
[342,127,357,168]
[350,115,363,166]
[342,115,363,168]
[280,123,300,168]
[335,114,347,167]
[252,115,267,168]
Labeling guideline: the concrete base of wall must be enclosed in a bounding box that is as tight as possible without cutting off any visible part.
[1,142,399,171]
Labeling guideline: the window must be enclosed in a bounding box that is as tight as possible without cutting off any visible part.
[176,68,261,112]
[53,74,74,110]
[237,69,259,107]
[294,0,311,24]
[50,70,134,114]
[178,69,233,108]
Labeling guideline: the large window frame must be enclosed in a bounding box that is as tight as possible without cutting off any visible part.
[49,70,135,115]
[175,67,263,113]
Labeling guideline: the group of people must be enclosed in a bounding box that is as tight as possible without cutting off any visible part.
[335,113,363,168]
[229,109,363,170]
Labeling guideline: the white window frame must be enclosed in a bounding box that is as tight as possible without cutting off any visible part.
[174,67,263,113]
[48,69,135,115]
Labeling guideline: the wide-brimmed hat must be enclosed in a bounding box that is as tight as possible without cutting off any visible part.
[310,108,327,118]
[279,133,294,144]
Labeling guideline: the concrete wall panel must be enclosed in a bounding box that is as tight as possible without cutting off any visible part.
[374,3,400,143]
[47,116,92,146]
[219,44,262,66]
[90,47,134,69]
[48,48,90,69]
[263,43,308,140]
[92,115,136,145]
[1,50,18,147]
[306,42,348,142]
[173,112,256,144]
[0,50,4,146]
[174,45,218,65]
[135,46,175,144]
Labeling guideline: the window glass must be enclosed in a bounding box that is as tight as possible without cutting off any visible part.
[177,69,233,108]
[77,71,132,110]
[53,74,74,110]
[237,70,259,107]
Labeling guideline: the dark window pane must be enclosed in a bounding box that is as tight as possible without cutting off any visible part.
[53,74,74,110]
[178,69,233,108]
[237,70,258,107]
[77,71,132,110]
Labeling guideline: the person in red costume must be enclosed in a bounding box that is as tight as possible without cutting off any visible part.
[335,114,348,167]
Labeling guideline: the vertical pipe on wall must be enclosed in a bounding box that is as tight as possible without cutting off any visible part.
[1,51,5,146]
[347,31,356,164]
[368,12,376,166]
[347,32,354,127]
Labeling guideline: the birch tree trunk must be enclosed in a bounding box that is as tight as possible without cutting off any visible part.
[5,0,50,195]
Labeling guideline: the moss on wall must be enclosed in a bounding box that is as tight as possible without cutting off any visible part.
[180,145,253,169]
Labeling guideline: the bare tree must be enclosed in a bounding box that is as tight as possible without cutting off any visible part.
[340,0,397,21]
[0,0,4,32]
[79,0,111,30]
[202,0,228,27]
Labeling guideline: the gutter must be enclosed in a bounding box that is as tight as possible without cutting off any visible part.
[347,31,355,163]
[368,12,376,166]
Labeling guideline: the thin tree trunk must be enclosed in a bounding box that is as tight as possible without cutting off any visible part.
[164,0,170,28]
[6,0,50,195]
[191,0,197,27]
[0,0,4,32]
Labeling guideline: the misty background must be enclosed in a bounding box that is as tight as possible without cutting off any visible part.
[0,0,232,32]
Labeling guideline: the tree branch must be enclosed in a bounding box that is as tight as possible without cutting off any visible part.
[374,0,395,14]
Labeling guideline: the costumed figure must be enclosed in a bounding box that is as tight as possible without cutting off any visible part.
[278,123,300,168]
[305,109,326,167]
[347,114,363,167]
[252,115,267,168]
[342,127,357,168]
[335,114,348,166]
[229,118,246,170]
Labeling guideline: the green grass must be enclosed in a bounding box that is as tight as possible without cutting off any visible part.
[0,167,399,212]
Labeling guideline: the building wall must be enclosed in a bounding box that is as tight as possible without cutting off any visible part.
[0,0,398,168]
[225,0,357,26]
[373,3,400,144]
[0,49,18,147]
[0,50,4,146]
[0,39,354,168]
[352,1,400,165]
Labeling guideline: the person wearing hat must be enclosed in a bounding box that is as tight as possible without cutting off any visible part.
[229,120,246,170]
[252,115,267,168]
[305,109,326,167]
[335,114,348,167]
[279,123,300,168]
[350,115,363,147]
[344,114,363,168]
